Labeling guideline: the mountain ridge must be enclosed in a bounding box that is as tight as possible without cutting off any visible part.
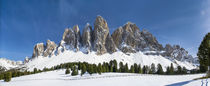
[0,16,198,71]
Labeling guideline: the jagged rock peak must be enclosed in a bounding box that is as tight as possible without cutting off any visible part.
[94,15,109,32]
[60,25,81,51]
[81,23,93,53]
[112,22,142,53]
[32,43,44,58]
[43,40,57,57]
[93,16,110,55]
[73,25,81,51]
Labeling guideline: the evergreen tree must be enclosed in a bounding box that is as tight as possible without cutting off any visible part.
[138,64,142,74]
[125,63,129,73]
[143,65,149,74]
[33,68,38,74]
[93,64,97,73]
[169,63,174,75]
[150,63,156,74]
[197,33,210,72]
[166,66,170,75]
[109,61,113,72]
[134,63,138,73]
[0,73,4,80]
[12,71,17,77]
[65,68,70,74]
[81,64,87,76]
[119,62,124,72]
[182,67,187,74]
[130,65,135,73]
[71,66,78,76]
[88,64,94,75]
[113,60,118,72]
[156,64,164,74]
[176,66,182,74]
[97,63,102,74]
[4,72,12,82]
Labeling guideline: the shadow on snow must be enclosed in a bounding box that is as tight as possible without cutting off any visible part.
[166,80,195,86]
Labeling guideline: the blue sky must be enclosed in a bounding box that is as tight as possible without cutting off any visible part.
[0,0,209,61]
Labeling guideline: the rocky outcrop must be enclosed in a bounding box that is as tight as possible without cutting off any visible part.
[162,44,194,63]
[141,29,163,51]
[82,23,93,53]
[60,25,81,51]
[43,40,57,57]
[105,33,117,53]
[73,25,81,51]
[112,22,162,53]
[32,43,44,58]
[112,22,139,53]
[93,16,116,55]
[32,40,57,58]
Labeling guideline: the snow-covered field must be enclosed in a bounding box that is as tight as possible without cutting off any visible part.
[0,69,209,86]
[24,51,196,71]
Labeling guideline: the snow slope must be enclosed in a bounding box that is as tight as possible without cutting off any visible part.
[0,69,208,86]
[24,51,196,71]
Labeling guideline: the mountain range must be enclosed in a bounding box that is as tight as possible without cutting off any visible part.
[0,16,198,71]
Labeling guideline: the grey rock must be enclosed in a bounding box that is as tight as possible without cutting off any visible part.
[43,40,57,57]
[32,43,44,58]
[112,22,143,53]
[105,33,117,54]
[82,23,93,53]
[162,44,195,63]
[141,29,163,51]
[93,16,110,55]
[61,25,81,51]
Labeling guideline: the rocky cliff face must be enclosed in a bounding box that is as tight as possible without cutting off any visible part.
[112,22,163,53]
[43,40,57,57]
[32,40,57,58]
[81,23,93,53]
[32,43,44,58]
[93,16,116,55]
[30,16,196,64]
[162,44,194,62]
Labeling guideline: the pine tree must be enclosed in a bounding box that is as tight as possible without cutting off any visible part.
[71,66,78,76]
[156,64,164,74]
[166,66,170,75]
[0,73,4,80]
[134,63,138,73]
[150,63,156,74]
[4,72,12,82]
[89,64,94,75]
[125,63,129,73]
[33,68,38,74]
[109,61,113,72]
[65,68,70,74]
[81,64,87,76]
[169,63,174,75]
[143,65,149,74]
[97,63,102,74]
[176,66,182,74]
[119,62,124,72]
[138,64,142,74]
[130,65,135,73]
[197,33,210,72]
[12,71,17,77]
[113,60,118,72]
[182,67,187,74]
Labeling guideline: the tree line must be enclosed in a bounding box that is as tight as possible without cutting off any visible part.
[0,60,200,82]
